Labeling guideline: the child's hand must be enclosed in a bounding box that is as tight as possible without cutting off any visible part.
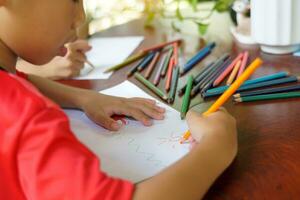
[80,92,166,131]
[45,40,91,79]
[186,108,237,162]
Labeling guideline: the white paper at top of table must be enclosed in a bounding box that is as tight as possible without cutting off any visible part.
[73,36,144,80]
[64,81,189,183]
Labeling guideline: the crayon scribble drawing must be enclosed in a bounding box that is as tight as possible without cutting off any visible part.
[157,132,182,149]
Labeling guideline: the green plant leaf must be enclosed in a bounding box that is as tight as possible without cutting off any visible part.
[145,11,156,27]
[214,0,234,12]
[196,22,209,35]
[176,7,184,21]
[188,0,199,11]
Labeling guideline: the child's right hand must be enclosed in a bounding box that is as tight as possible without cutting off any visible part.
[44,40,91,80]
[186,108,238,164]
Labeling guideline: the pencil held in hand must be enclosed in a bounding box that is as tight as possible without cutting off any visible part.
[180,58,263,143]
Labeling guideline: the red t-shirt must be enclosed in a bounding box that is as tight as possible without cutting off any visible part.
[0,71,134,200]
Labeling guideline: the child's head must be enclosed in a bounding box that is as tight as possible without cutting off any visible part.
[0,0,85,65]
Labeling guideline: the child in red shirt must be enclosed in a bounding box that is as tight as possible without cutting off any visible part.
[0,0,237,199]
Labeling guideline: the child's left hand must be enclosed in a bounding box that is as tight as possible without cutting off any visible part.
[79,91,166,131]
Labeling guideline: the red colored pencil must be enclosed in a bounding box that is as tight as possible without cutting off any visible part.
[237,51,249,78]
[145,51,161,79]
[165,57,175,91]
[141,39,182,53]
[213,53,243,87]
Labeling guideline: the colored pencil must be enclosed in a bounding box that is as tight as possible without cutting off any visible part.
[180,75,194,119]
[226,60,242,85]
[145,51,161,79]
[234,84,300,98]
[185,43,216,66]
[180,42,216,75]
[161,48,174,77]
[191,54,229,96]
[200,58,232,94]
[127,53,154,77]
[173,42,179,66]
[134,72,168,100]
[165,57,175,91]
[141,39,181,53]
[153,54,167,85]
[85,59,95,69]
[178,61,215,96]
[168,67,180,104]
[237,51,249,77]
[104,51,147,73]
[207,71,289,94]
[137,52,156,72]
[234,91,300,103]
[203,76,299,98]
[180,58,263,143]
[213,53,244,87]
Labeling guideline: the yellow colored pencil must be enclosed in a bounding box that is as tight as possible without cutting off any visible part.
[226,60,241,85]
[180,58,263,143]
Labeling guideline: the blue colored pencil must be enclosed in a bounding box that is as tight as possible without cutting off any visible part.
[180,42,216,75]
[137,52,156,72]
[206,71,289,94]
[233,84,300,98]
[127,53,155,77]
[203,75,299,98]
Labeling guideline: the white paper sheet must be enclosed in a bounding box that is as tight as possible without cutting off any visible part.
[73,37,144,80]
[64,81,190,182]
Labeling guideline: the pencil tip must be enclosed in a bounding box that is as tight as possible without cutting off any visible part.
[235,98,242,102]
[233,93,240,98]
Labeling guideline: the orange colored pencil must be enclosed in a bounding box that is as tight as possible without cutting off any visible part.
[141,39,182,53]
[180,58,263,144]
[237,51,249,78]
[213,53,243,87]
[145,51,161,79]
[165,57,175,91]
[226,60,242,85]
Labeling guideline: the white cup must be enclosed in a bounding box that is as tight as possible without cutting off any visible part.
[251,0,300,54]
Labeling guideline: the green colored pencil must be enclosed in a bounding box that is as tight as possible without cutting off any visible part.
[161,48,174,77]
[180,75,194,119]
[234,91,300,102]
[134,72,168,100]
[104,52,147,73]
[168,67,180,104]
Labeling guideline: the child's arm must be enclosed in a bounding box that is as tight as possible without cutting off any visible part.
[133,109,238,200]
[17,40,89,80]
[28,74,165,131]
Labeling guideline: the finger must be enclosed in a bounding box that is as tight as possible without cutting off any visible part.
[133,102,165,120]
[70,60,85,71]
[217,107,228,113]
[119,106,153,126]
[66,50,87,63]
[186,110,203,123]
[131,98,166,113]
[65,39,91,53]
[88,112,122,131]
[132,97,156,105]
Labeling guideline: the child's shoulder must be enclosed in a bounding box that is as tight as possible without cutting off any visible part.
[0,71,60,127]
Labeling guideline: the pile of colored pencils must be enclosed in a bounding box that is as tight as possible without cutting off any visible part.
[106,38,300,112]
[118,39,182,103]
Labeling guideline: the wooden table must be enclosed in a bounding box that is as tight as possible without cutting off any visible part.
[61,19,300,199]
